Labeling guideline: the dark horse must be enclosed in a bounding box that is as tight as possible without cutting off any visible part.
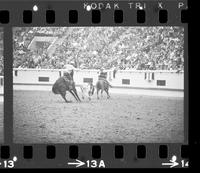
[96,79,112,99]
[52,71,81,103]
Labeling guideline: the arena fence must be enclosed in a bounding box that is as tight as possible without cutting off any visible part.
[13,68,184,97]
[0,76,3,102]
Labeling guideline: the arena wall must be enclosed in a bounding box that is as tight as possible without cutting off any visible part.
[0,76,3,102]
[12,68,184,97]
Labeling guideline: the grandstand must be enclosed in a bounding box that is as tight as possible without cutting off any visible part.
[0,29,3,102]
[0,29,3,76]
[13,27,184,71]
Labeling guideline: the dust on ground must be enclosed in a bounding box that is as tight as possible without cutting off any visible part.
[13,90,184,143]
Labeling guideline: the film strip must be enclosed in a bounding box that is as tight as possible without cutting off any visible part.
[0,0,190,169]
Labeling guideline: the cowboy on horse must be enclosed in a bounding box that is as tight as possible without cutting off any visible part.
[63,63,75,80]
[96,68,112,99]
[98,68,112,87]
[52,62,81,103]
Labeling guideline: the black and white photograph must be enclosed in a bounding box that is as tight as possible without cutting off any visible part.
[0,28,3,143]
[13,27,184,143]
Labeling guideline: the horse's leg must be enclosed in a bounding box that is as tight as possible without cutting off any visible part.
[80,87,85,99]
[60,92,71,103]
[69,90,78,102]
[97,88,100,99]
[69,89,81,102]
[73,88,81,102]
[106,84,110,99]
[101,89,103,98]
[105,88,110,99]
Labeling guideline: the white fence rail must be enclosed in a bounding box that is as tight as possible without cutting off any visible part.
[13,68,184,91]
[1,69,185,99]
[0,76,3,102]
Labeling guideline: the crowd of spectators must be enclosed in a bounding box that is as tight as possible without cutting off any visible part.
[0,29,3,76]
[12,27,184,72]
[116,52,184,71]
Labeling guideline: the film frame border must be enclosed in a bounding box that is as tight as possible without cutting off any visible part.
[0,0,190,169]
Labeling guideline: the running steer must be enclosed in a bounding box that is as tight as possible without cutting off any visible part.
[80,82,95,101]
[52,75,81,103]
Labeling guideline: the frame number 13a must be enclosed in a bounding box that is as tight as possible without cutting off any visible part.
[86,160,105,168]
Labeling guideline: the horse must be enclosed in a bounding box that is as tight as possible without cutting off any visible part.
[52,71,81,103]
[96,79,112,99]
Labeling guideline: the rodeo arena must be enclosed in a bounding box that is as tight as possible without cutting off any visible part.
[1,27,185,143]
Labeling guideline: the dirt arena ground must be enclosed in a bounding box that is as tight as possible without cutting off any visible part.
[0,103,3,143]
[13,90,184,143]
